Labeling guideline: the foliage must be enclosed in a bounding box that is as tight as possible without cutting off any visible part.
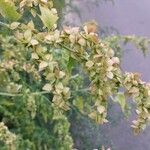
[104,35,150,58]
[0,0,150,149]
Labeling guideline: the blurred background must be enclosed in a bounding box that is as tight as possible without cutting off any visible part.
[60,0,150,149]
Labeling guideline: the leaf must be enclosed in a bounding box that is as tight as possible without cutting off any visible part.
[0,100,14,107]
[24,30,32,42]
[84,21,97,34]
[30,39,39,46]
[31,53,39,60]
[39,61,48,71]
[106,71,114,79]
[73,97,84,112]
[41,0,48,3]
[114,92,126,112]
[67,57,76,73]
[97,105,105,114]
[85,60,94,68]
[10,22,20,30]
[0,0,21,21]
[58,71,65,79]
[39,5,58,30]
[78,38,86,46]
[42,83,52,92]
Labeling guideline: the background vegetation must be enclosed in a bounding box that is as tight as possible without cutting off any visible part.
[0,0,150,150]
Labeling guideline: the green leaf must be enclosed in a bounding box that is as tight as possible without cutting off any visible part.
[39,5,58,30]
[0,0,21,21]
[67,57,76,74]
[73,97,84,112]
[0,99,14,107]
[114,92,126,112]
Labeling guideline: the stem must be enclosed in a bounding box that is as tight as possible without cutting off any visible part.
[0,92,22,97]
[73,88,90,93]
[58,43,88,60]
[0,91,50,97]
[33,91,50,95]
[79,32,88,40]
[70,74,79,79]
[58,43,78,54]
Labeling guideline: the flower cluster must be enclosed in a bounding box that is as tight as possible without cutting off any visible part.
[51,24,122,124]
[0,122,17,149]
[36,50,71,111]
[124,72,150,133]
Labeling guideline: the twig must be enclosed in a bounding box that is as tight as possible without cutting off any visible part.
[58,43,78,54]
[58,43,88,60]
[0,91,50,97]
[0,92,22,97]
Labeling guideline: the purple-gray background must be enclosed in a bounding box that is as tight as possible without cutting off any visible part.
[65,0,150,149]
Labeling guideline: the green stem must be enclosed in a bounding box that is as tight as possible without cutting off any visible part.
[0,91,50,97]
[0,92,22,97]
[73,88,90,93]
[58,43,88,60]
[58,43,78,54]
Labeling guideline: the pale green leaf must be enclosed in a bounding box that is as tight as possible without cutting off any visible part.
[39,5,58,30]
[42,83,52,92]
[39,61,48,71]
[0,0,21,21]
[24,30,32,42]
[114,92,126,112]
[30,39,39,46]
[97,105,105,114]
[85,60,94,68]
[10,22,20,30]
[67,57,76,74]
[31,53,39,60]
[73,97,84,112]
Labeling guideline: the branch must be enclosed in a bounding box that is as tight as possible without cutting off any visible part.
[58,43,79,54]
[58,43,88,60]
[0,92,22,97]
[0,91,50,97]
